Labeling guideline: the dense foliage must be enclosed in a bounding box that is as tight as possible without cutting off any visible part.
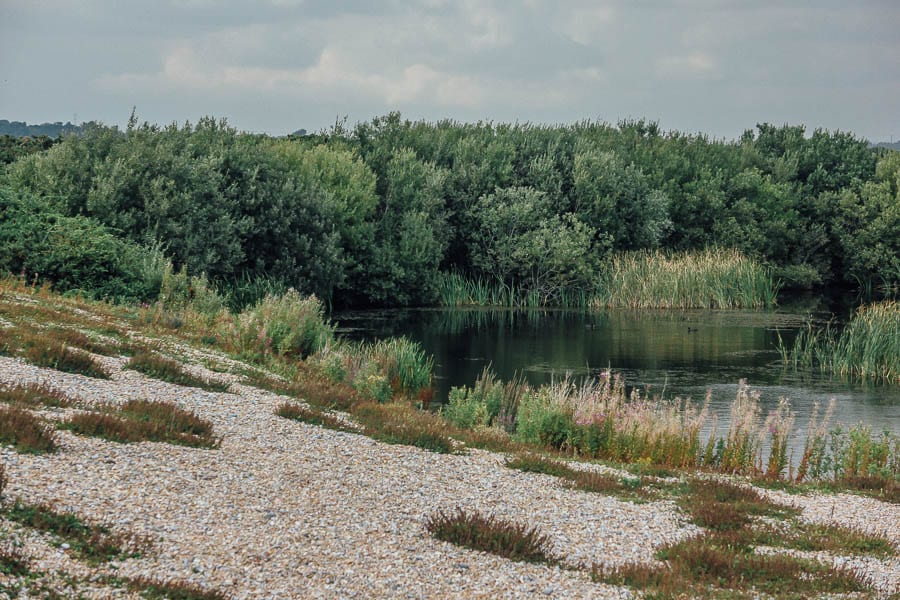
[2,114,897,306]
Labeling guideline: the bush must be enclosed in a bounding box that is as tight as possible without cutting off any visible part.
[232,289,333,360]
[0,186,160,301]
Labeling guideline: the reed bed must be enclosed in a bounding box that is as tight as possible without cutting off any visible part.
[781,300,900,383]
[593,248,779,309]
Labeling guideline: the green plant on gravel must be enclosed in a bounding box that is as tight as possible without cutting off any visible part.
[505,454,659,500]
[0,382,74,408]
[2,500,148,564]
[354,401,457,454]
[1,325,112,379]
[125,351,230,392]
[0,405,58,454]
[275,402,357,434]
[60,399,218,449]
[125,576,232,600]
[425,507,555,564]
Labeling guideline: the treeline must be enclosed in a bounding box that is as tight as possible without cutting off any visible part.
[0,119,83,138]
[1,113,897,307]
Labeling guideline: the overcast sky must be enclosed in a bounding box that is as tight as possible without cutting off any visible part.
[1,0,898,141]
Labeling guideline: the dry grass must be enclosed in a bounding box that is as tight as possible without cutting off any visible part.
[678,479,797,531]
[425,507,555,564]
[749,521,896,558]
[125,351,230,393]
[61,400,218,449]
[0,382,74,408]
[0,405,58,453]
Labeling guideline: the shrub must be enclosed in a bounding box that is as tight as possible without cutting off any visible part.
[0,186,158,302]
[425,507,554,564]
[232,289,333,360]
[0,405,57,453]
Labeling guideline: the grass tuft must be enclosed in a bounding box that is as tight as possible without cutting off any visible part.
[425,507,554,564]
[275,402,357,433]
[0,547,31,577]
[0,382,74,408]
[61,400,218,448]
[0,405,57,453]
[125,577,232,600]
[354,401,457,454]
[679,478,796,531]
[505,454,658,500]
[125,351,230,392]
[2,500,149,564]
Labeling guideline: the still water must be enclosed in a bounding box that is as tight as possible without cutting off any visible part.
[334,302,899,437]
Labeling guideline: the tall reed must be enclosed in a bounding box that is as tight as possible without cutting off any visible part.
[593,248,779,309]
[781,301,900,383]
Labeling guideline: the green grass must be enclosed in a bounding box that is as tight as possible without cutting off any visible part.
[593,248,779,309]
[425,507,555,564]
[2,500,148,564]
[60,399,218,448]
[125,351,230,392]
[0,405,58,453]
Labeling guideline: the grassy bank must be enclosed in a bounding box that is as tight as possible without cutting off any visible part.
[781,300,900,383]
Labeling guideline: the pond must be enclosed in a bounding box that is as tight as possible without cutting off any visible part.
[334,298,900,439]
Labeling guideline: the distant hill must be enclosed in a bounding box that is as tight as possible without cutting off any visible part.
[871,141,900,151]
[0,120,83,138]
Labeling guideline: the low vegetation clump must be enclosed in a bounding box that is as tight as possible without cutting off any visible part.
[595,534,869,600]
[425,507,555,564]
[505,454,657,500]
[592,248,779,310]
[781,300,900,383]
[311,336,435,404]
[2,500,148,564]
[124,577,232,600]
[749,521,896,557]
[125,351,230,392]
[0,405,58,453]
[0,325,111,379]
[0,382,73,408]
[354,401,457,454]
[231,289,333,361]
[594,477,883,598]
[0,546,31,578]
[275,402,357,434]
[61,399,218,448]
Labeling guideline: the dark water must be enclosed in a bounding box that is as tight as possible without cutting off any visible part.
[333,302,900,437]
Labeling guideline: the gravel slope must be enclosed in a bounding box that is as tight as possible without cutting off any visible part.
[1,352,898,599]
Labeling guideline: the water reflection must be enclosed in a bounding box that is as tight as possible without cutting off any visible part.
[334,307,899,435]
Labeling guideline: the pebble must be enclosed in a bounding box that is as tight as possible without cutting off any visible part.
[1,346,898,599]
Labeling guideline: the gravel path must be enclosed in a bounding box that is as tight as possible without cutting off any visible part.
[1,352,898,598]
